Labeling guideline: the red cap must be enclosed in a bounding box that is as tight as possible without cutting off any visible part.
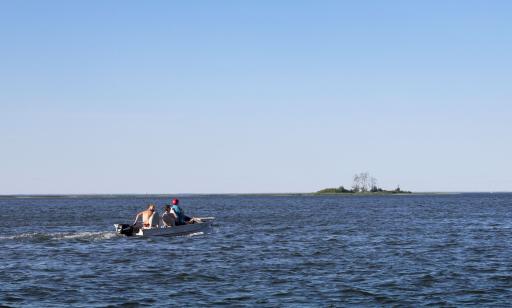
[172,198,179,205]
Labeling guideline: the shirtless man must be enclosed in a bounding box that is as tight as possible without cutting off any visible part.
[133,203,159,228]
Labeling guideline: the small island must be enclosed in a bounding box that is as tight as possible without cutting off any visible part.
[316,172,411,194]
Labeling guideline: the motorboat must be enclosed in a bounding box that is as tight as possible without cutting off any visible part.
[114,217,214,237]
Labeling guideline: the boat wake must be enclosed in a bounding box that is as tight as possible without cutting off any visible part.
[0,231,118,242]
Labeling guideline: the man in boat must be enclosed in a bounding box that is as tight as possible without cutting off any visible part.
[169,198,197,225]
[161,204,175,227]
[133,203,160,228]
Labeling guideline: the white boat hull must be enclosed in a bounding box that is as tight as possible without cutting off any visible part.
[114,217,214,237]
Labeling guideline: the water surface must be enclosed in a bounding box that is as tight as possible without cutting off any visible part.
[1,193,511,306]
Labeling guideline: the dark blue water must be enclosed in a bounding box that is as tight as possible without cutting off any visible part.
[1,193,512,306]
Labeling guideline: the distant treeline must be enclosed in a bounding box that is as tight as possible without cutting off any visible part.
[317,172,411,194]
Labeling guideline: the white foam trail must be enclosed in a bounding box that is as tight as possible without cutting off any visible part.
[58,231,118,240]
[0,232,40,240]
[0,231,118,241]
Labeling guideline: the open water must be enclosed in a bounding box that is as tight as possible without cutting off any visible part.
[1,193,512,307]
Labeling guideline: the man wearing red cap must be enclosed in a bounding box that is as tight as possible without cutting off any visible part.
[169,198,192,225]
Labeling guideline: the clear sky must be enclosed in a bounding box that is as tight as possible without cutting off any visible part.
[1,1,511,194]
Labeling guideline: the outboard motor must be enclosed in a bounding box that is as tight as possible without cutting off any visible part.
[117,224,135,236]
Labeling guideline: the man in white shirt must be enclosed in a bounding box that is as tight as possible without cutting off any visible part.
[161,204,175,227]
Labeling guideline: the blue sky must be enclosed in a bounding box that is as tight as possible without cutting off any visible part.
[1,1,511,194]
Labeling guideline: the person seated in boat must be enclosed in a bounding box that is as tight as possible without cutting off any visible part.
[161,204,175,227]
[169,198,196,225]
[133,203,160,228]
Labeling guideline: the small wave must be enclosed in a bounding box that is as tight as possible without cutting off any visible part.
[185,231,204,237]
[0,231,118,242]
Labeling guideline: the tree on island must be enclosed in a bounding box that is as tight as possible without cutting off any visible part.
[352,172,379,192]
[316,172,411,194]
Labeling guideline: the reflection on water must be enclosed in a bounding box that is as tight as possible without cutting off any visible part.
[1,193,512,306]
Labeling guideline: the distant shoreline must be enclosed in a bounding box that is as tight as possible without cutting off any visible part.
[0,192,507,198]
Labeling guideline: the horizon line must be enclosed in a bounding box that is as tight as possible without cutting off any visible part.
[1,191,511,197]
